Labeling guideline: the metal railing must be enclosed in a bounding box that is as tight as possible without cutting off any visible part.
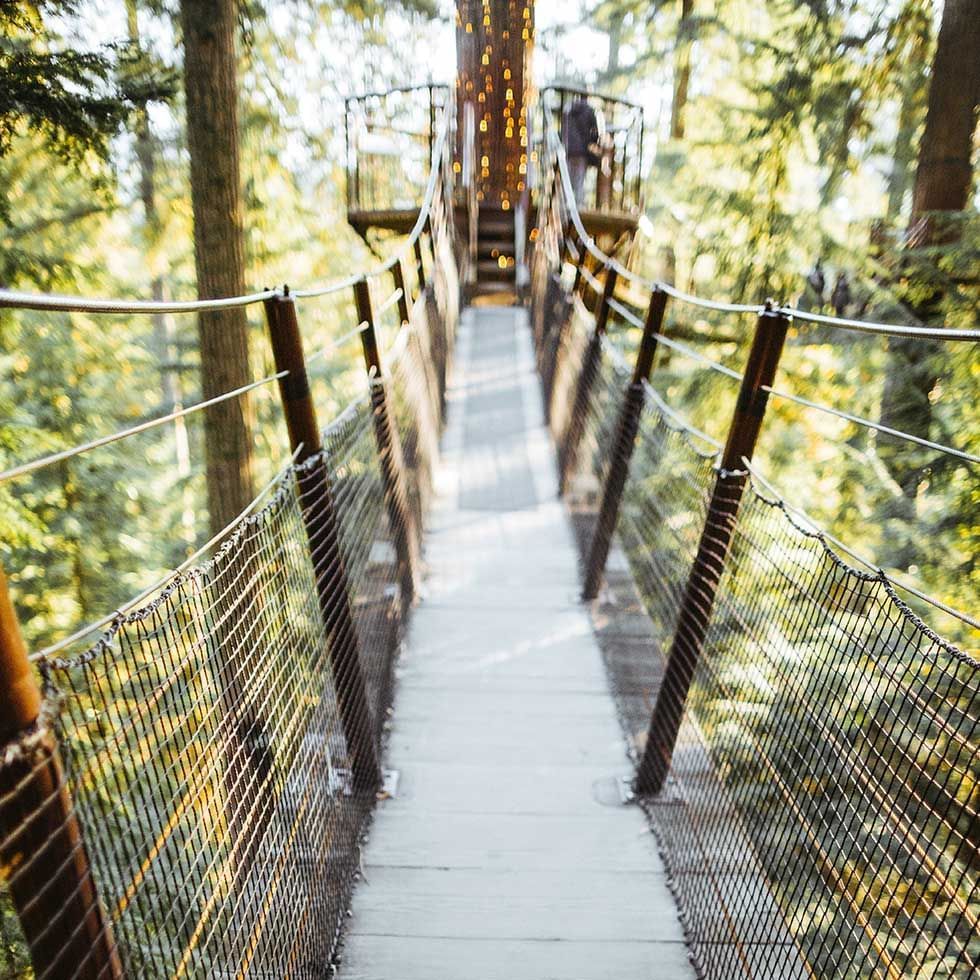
[530,111,978,979]
[0,107,460,980]
[541,85,644,216]
[344,84,450,217]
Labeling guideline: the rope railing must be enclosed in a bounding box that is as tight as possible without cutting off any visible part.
[531,119,979,980]
[0,103,462,980]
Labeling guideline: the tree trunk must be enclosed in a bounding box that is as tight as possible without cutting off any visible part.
[180,0,255,538]
[884,0,932,224]
[908,0,980,231]
[669,0,694,140]
[127,1,195,554]
[878,0,978,560]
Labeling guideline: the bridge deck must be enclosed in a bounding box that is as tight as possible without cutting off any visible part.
[340,306,694,979]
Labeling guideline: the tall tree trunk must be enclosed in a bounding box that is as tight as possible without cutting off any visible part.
[127,0,195,551]
[908,0,980,229]
[884,0,932,223]
[669,0,694,140]
[180,0,255,539]
[878,0,979,561]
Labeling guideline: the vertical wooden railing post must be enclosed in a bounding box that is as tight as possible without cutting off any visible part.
[263,291,381,791]
[582,287,668,599]
[558,263,619,495]
[353,276,419,606]
[635,303,791,795]
[0,568,123,980]
[391,259,411,327]
[413,236,426,301]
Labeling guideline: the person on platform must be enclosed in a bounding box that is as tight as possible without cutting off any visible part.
[565,97,599,206]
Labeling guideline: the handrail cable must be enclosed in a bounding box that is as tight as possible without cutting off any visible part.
[0,103,452,313]
[745,459,980,631]
[547,115,980,341]
[605,295,744,381]
[30,446,304,663]
[605,289,975,464]
[0,288,278,315]
[0,370,288,485]
[761,384,980,465]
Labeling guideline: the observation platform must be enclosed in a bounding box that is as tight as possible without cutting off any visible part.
[340,305,694,979]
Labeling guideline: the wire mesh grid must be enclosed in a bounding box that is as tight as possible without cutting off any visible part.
[0,281,451,979]
[3,463,363,979]
[538,247,978,979]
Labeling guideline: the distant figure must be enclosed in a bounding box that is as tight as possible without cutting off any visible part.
[832,271,851,317]
[806,259,825,305]
[565,97,599,206]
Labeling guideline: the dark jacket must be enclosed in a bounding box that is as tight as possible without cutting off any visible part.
[565,100,599,160]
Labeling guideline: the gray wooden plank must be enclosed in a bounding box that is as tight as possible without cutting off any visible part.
[340,306,694,980]
[339,935,694,980]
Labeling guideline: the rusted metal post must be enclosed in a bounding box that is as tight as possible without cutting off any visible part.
[558,264,619,496]
[635,303,791,795]
[263,292,381,790]
[582,288,667,600]
[353,276,419,606]
[0,568,123,980]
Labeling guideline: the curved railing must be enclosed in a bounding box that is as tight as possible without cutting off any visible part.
[531,109,978,980]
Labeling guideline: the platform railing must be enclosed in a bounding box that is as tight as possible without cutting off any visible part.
[0,108,459,980]
[531,110,979,980]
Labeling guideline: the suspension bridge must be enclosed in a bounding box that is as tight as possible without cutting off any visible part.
[1,4,978,979]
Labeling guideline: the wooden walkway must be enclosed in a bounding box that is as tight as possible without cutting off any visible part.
[340,306,695,979]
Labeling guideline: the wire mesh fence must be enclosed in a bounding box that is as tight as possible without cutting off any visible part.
[0,240,455,980]
[534,188,979,978]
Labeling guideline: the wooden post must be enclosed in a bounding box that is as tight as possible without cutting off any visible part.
[391,259,411,327]
[582,288,667,599]
[558,264,619,496]
[263,292,381,790]
[635,303,791,795]
[0,568,123,980]
[353,276,419,606]
[413,236,426,299]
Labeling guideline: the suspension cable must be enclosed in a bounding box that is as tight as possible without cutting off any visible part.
[762,385,980,465]
[605,296,743,382]
[0,371,287,484]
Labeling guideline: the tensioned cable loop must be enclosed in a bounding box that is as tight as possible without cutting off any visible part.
[0,370,288,484]
[762,384,980,465]
[744,459,980,630]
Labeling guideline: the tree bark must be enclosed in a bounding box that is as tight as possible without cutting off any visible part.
[908,0,980,231]
[669,0,694,140]
[878,0,978,555]
[180,0,255,538]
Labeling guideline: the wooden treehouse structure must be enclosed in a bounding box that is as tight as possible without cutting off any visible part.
[344,0,643,296]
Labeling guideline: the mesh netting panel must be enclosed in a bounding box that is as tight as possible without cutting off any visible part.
[388,316,442,535]
[23,464,370,978]
[323,396,399,752]
[654,482,979,979]
[547,301,625,508]
[594,388,978,978]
